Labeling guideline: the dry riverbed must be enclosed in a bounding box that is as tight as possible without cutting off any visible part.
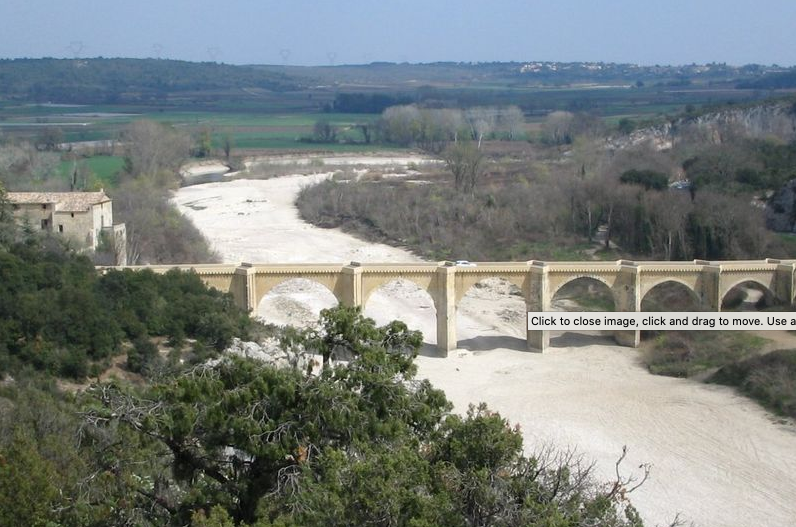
[173,154,796,527]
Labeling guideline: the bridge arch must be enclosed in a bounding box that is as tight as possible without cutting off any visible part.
[362,273,438,308]
[362,278,438,346]
[454,272,528,306]
[455,277,527,351]
[721,279,778,310]
[548,274,619,310]
[252,272,345,311]
[254,277,340,326]
[641,280,702,312]
[547,276,618,348]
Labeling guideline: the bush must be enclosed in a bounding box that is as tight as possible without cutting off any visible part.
[620,169,669,190]
[710,349,796,418]
[0,233,251,380]
[296,178,589,261]
[87,306,648,526]
[645,331,766,377]
[127,336,158,374]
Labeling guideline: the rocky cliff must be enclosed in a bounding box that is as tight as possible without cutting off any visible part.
[608,100,796,151]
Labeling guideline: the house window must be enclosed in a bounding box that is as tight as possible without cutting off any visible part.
[70,212,74,218]
[12,204,19,211]
[42,204,47,210]
[58,225,64,233]
[41,219,49,230]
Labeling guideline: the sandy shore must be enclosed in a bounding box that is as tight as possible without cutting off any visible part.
[173,156,796,527]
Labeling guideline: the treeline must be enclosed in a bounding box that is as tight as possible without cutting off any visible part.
[0,58,298,103]
[322,104,525,150]
[0,207,250,379]
[737,70,796,90]
[366,104,606,150]
[281,60,779,90]
[297,167,784,261]
[297,99,796,261]
[328,92,414,113]
[683,139,796,194]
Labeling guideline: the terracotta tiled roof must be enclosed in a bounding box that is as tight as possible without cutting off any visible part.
[7,191,110,212]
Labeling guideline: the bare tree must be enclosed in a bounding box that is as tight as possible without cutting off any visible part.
[437,108,466,143]
[35,126,64,152]
[312,120,337,143]
[121,120,190,179]
[499,106,525,140]
[650,191,691,260]
[379,105,421,146]
[356,123,372,144]
[466,107,497,149]
[541,111,576,146]
[222,133,234,160]
[444,141,485,193]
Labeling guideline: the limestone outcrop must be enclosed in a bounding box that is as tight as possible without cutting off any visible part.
[608,101,796,151]
[222,337,316,371]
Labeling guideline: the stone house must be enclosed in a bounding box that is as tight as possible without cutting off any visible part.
[7,190,127,265]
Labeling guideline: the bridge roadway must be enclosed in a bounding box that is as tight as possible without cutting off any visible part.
[101,259,796,355]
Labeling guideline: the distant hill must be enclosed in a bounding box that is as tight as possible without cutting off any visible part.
[737,70,796,90]
[257,61,790,88]
[0,58,300,104]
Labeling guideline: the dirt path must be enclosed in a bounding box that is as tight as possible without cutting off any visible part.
[173,156,796,527]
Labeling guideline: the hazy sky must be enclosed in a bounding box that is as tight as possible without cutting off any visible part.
[1,0,795,66]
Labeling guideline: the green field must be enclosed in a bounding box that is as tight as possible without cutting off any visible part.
[58,155,126,187]
[0,104,384,152]
[0,68,775,155]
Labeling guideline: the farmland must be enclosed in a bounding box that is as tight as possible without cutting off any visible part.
[0,58,789,158]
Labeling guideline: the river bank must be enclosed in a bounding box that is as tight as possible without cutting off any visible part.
[173,155,796,527]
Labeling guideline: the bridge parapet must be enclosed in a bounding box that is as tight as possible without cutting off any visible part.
[101,259,794,356]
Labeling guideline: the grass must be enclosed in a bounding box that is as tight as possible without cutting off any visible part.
[774,233,796,257]
[58,155,126,187]
[575,294,615,312]
[644,331,768,378]
[710,349,796,418]
[7,107,383,152]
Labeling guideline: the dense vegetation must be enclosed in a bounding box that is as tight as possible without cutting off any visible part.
[298,98,796,262]
[0,202,249,379]
[711,349,796,418]
[0,185,655,525]
[737,70,796,90]
[297,168,784,262]
[0,58,297,103]
[0,301,650,527]
[644,331,767,378]
[270,60,783,91]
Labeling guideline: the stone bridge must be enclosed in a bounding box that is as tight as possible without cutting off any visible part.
[103,259,796,355]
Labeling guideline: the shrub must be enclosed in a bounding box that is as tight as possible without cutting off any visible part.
[620,169,669,190]
[710,349,796,418]
[645,331,766,377]
[127,336,158,374]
